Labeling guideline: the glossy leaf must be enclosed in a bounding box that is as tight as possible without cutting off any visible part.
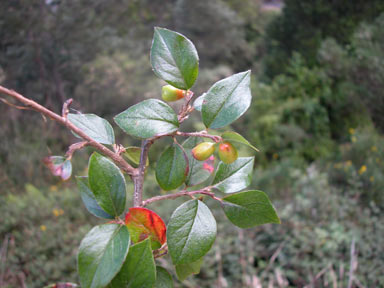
[150,27,199,90]
[125,207,166,249]
[108,238,156,288]
[114,99,179,139]
[123,147,149,167]
[222,190,280,228]
[175,258,203,281]
[212,157,254,193]
[88,153,126,217]
[78,224,130,288]
[155,144,189,191]
[43,156,72,181]
[202,71,251,129]
[167,200,216,265]
[155,267,174,288]
[182,137,212,186]
[221,131,259,152]
[68,113,115,145]
[76,176,113,219]
[193,93,205,112]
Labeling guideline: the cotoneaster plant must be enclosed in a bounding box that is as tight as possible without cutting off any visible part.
[0,27,280,288]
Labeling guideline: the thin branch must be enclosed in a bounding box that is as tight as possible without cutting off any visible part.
[153,244,168,259]
[65,141,89,160]
[62,98,73,119]
[133,139,152,207]
[141,187,221,206]
[347,238,356,288]
[178,91,194,123]
[176,131,222,143]
[0,85,136,176]
[0,97,31,110]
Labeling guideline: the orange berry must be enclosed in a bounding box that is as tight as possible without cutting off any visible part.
[218,142,238,164]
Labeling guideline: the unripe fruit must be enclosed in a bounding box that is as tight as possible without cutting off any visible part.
[218,142,238,164]
[162,85,185,102]
[192,142,215,161]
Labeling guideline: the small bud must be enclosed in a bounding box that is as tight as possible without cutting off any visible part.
[218,142,238,164]
[162,85,185,102]
[192,142,215,161]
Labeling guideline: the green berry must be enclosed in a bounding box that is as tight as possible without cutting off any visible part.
[192,142,215,161]
[161,85,185,102]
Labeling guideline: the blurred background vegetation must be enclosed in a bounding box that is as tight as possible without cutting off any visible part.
[1,0,384,287]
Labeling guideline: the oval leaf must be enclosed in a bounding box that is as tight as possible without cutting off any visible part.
[175,257,203,281]
[125,207,166,249]
[78,224,130,288]
[88,153,126,217]
[155,144,189,191]
[192,93,205,112]
[76,176,114,219]
[212,157,254,193]
[167,200,216,265]
[123,146,149,167]
[182,137,213,187]
[202,71,252,129]
[150,27,199,90]
[155,267,174,288]
[221,131,259,152]
[222,190,280,228]
[68,113,115,145]
[114,99,179,139]
[108,238,156,288]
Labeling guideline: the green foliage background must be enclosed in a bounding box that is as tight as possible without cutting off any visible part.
[1,0,384,287]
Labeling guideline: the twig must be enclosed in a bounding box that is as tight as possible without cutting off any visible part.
[65,141,89,160]
[303,264,332,288]
[153,244,168,259]
[176,131,222,143]
[141,187,221,206]
[0,97,31,110]
[260,242,285,283]
[178,91,194,123]
[0,85,135,176]
[133,140,152,207]
[347,238,356,288]
[62,98,73,119]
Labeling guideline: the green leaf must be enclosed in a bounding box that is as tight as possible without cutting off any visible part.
[221,131,259,152]
[155,267,174,288]
[175,258,203,281]
[182,137,212,186]
[212,157,254,193]
[114,99,179,139]
[222,190,280,228]
[78,224,130,288]
[88,153,126,217]
[68,113,115,145]
[108,238,156,288]
[167,200,216,265]
[76,176,114,219]
[193,93,205,112]
[202,71,252,129]
[155,144,189,191]
[123,147,149,167]
[150,27,199,90]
